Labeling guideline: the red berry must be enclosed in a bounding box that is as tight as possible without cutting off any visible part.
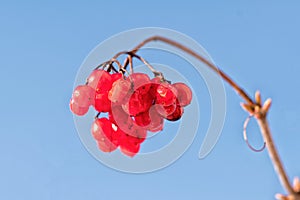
[166,102,184,121]
[123,91,154,116]
[91,118,118,152]
[148,77,162,97]
[120,142,140,157]
[147,106,164,132]
[108,78,131,104]
[118,129,144,157]
[94,91,111,112]
[69,98,89,116]
[129,73,151,93]
[87,69,112,92]
[135,111,151,127]
[110,105,135,134]
[155,103,176,118]
[173,82,192,106]
[111,73,122,83]
[155,83,177,106]
[71,85,95,107]
[135,106,164,132]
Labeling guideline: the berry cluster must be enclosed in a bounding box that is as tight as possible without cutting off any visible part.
[70,69,192,157]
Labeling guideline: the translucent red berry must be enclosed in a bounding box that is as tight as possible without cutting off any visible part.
[120,141,140,157]
[110,105,136,134]
[123,91,154,116]
[155,103,176,118]
[135,111,151,127]
[173,82,192,106]
[118,129,144,157]
[135,106,164,132]
[155,83,178,106]
[129,73,151,93]
[91,118,118,152]
[71,85,95,107]
[111,73,122,83]
[147,106,164,132]
[108,78,131,104]
[94,91,111,112]
[70,85,95,116]
[70,98,89,116]
[87,69,112,92]
[166,101,184,121]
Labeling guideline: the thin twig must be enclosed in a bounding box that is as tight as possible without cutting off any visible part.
[129,36,254,105]
[125,35,299,198]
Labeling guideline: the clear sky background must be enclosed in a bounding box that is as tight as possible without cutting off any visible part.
[1,1,300,199]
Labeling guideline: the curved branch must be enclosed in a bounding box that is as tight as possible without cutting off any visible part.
[126,35,299,198]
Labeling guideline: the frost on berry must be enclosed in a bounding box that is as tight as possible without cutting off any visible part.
[173,82,192,106]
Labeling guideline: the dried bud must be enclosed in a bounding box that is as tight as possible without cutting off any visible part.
[293,177,300,192]
[262,98,272,113]
[255,90,262,106]
[275,193,288,200]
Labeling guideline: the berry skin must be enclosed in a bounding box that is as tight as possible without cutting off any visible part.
[94,91,111,112]
[91,118,118,152]
[70,85,94,116]
[71,85,95,107]
[118,129,144,157]
[172,82,192,106]
[135,106,164,133]
[87,69,112,92]
[93,73,123,112]
[70,98,89,116]
[155,82,178,106]
[166,101,184,121]
[123,91,153,116]
[147,106,164,132]
[134,111,151,127]
[129,73,151,93]
[111,73,122,83]
[109,105,137,134]
[120,141,140,157]
[108,78,131,104]
[155,103,176,118]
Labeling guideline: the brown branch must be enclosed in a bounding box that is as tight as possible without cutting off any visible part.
[256,117,296,195]
[125,36,299,199]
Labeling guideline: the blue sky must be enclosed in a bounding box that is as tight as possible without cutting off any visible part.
[1,1,300,199]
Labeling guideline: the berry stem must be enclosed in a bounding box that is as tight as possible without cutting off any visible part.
[125,35,297,198]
